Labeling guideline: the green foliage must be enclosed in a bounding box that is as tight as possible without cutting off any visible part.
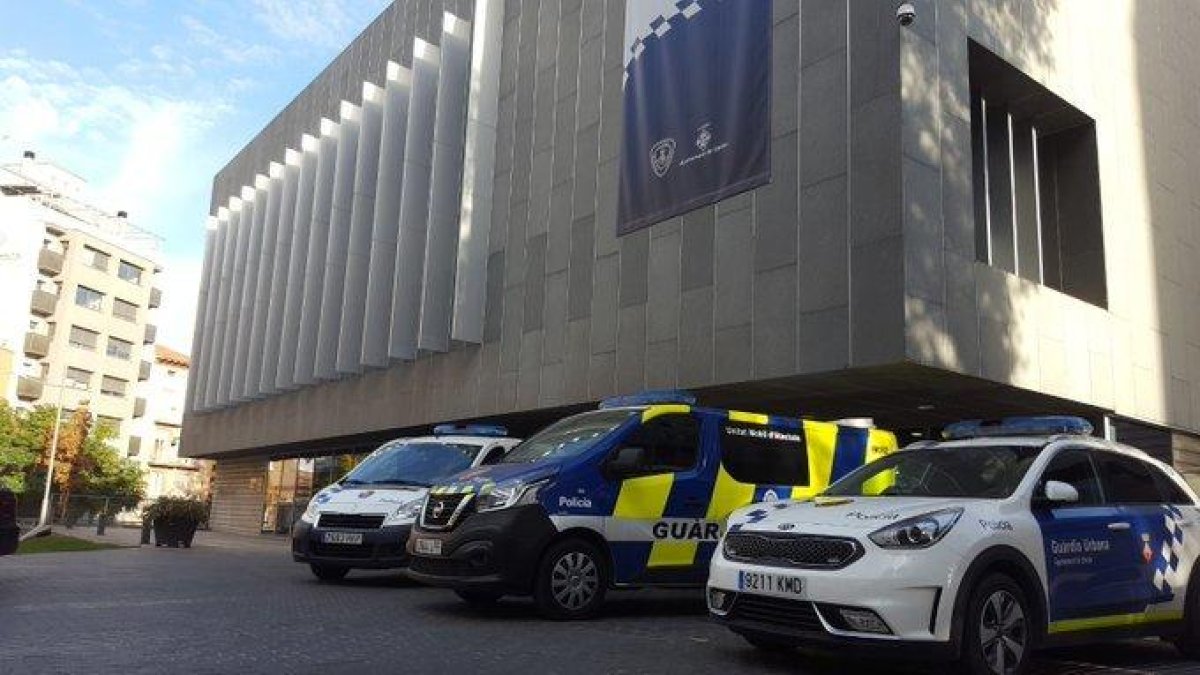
[16,534,124,555]
[0,402,51,493]
[144,496,208,526]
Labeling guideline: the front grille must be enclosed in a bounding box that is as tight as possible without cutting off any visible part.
[421,493,472,530]
[312,543,375,559]
[318,513,385,529]
[730,594,824,632]
[723,532,862,569]
[409,555,491,578]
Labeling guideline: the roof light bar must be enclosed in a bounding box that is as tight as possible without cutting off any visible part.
[599,389,697,409]
[432,424,509,437]
[943,416,1093,440]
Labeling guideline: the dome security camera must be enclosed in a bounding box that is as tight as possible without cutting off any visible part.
[896,2,916,26]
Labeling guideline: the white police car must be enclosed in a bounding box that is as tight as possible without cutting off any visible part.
[292,425,519,581]
[708,416,1200,674]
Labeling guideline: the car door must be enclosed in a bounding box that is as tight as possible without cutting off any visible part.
[1033,447,1134,626]
[602,412,710,584]
[1096,452,1191,618]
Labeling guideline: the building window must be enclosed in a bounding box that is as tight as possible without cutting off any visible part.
[106,336,134,360]
[65,367,92,389]
[68,326,99,351]
[96,416,121,433]
[969,41,1106,308]
[113,298,138,322]
[82,246,110,272]
[74,285,104,311]
[100,375,127,397]
[117,261,143,284]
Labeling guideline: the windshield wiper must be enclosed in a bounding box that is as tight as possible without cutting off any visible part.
[364,479,431,487]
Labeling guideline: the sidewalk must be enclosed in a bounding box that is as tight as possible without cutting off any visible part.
[52,523,290,552]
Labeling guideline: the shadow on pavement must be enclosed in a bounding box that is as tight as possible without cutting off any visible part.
[415,588,709,621]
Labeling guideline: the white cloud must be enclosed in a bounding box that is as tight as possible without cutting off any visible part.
[251,0,389,49]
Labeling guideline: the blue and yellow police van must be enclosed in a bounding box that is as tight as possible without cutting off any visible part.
[406,391,898,618]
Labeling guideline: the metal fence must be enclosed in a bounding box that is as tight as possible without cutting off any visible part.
[13,492,138,531]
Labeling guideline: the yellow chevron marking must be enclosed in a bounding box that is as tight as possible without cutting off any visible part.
[641,404,691,422]
[648,541,698,567]
[791,421,836,499]
[707,465,756,521]
[728,410,769,425]
[613,473,674,519]
[1048,610,1183,634]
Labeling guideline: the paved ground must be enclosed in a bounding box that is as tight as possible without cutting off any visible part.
[1,541,1198,674]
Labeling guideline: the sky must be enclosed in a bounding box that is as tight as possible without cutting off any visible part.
[0,0,391,354]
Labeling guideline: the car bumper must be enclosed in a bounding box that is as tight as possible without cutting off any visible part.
[405,505,557,594]
[291,520,412,569]
[707,543,964,654]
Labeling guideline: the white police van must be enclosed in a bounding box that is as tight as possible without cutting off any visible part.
[292,425,519,581]
[708,416,1200,674]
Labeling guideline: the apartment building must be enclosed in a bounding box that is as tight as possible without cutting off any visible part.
[185,0,1200,533]
[0,152,164,456]
[130,345,211,501]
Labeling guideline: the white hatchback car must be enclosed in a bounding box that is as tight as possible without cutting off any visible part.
[708,416,1200,675]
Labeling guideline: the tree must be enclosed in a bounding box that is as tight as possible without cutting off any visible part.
[0,402,47,493]
[50,407,90,519]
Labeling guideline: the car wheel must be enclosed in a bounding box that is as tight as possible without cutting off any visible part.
[959,574,1033,675]
[1175,578,1200,659]
[310,564,349,582]
[533,538,608,620]
[741,633,795,652]
[455,589,503,606]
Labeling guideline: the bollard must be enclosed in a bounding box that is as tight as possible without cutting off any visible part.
[140,519,152,546]
[96,514,106,535]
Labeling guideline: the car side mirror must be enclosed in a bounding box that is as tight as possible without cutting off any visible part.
[606,446,645,479]
[1043,480,1080,505]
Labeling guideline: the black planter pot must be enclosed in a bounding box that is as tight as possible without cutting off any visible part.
[152,519,199,548]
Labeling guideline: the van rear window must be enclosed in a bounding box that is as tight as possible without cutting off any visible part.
[720,422,809,486]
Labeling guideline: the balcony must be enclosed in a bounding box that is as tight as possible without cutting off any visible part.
[16,376,43,401]
[30,289,57,316]
[133,397,147,418]
[23,332,49,359]
[127,436,142,458]
[148,287,162,309]
[37,248,63,276]
[138,360,152,381]
[143,323,157,344]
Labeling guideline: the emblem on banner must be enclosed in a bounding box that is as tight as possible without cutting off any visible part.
[695,123,713,151]
[650,138,676,178]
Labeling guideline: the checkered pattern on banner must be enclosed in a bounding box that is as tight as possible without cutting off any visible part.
[624,0,706,85]
[1152,505,1187,593]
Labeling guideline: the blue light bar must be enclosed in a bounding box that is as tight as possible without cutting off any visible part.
[943,416,1093,440]
[433,424,509,437]
[599,389,697,409]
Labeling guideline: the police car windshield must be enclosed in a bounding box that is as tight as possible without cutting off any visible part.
[825,445,1042,499]
[343,442,482,487]
[502,410,637,464]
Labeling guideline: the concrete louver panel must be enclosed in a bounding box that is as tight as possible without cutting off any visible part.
[389,39,442,361]
[186,218,219,413]
[261,149,302,394]
[315,102,361,381]
[452,0,506,344]
[294,119,340,387]
[336,84,386,375]
[417,13,473,354]
[231,175,269,402]
[278,134,320,390]
[362,63,413,369]
[206,199,240,409]
[246,162,285,399]
[218,188,255,406]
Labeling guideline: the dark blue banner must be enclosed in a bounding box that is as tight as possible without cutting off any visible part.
[617,0,772,235]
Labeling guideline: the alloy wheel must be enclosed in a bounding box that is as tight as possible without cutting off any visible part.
[550,550,600,611]
[979,589,1027,675]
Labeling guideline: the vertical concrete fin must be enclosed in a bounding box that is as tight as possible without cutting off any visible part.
[207,197,241,409]
[245,162,285,399]
[260,152,300,394]
[278,134,320,390]
[389,39,442,361]
[295,119,340,386]
[451,0,505,344]
[417,13,473,354]
[363,63,414,368]
[187,219,220,413]
[220,186,256,406]
[315,102,361,380]
[231,176,269,402]
[337,83,386,374]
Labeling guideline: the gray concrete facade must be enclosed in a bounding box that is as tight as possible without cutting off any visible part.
[184,0,1200,463]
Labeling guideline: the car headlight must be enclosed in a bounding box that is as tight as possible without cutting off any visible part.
[475,479,548,513]
[300,498,323,524]
[868,508,963,549]
[383,498,425,526]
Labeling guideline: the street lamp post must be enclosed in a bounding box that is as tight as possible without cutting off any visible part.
[36,380,86,529]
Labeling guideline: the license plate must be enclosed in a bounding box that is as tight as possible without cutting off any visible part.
[738,570,805,596]
[322,531,363,545]
[414,538,442,556]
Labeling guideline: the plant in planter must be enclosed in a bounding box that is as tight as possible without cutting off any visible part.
[144,497,208,548]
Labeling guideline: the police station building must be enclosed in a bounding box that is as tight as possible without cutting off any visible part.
[183,0,1200,534]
